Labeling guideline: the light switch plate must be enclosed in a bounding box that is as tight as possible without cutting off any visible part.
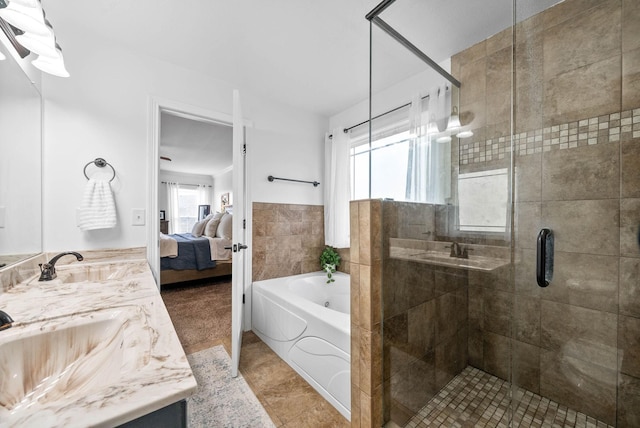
[132,209,145,226]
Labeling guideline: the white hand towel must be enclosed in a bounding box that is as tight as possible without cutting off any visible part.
[78,178,117,231]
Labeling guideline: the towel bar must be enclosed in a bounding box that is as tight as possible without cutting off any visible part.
[268,175,320,187]
[83,158,116,182]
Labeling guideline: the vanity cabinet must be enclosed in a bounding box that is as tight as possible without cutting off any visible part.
[118,400,186,428]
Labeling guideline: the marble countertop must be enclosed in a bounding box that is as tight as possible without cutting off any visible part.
[0,255,197,427]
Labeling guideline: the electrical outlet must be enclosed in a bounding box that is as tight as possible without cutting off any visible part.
[132,209,145,226]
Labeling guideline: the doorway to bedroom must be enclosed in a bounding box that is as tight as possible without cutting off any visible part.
[157,109,235,353]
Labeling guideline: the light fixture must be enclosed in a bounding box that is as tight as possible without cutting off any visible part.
[436,135,452,143]
[32,43,69,77]
[0,50,5,60]
[446,106,462,131]
[15,19,56,57]
[0,1,49,36]
[11,0,39,7]
[456,130,474,139]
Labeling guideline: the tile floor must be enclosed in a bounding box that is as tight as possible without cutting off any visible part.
[229,331,350,428]
[403,366,614,428]
[162,280,349,428]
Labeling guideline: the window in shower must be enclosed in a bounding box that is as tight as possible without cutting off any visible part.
[350,105,451,204]
[350,129,411,201]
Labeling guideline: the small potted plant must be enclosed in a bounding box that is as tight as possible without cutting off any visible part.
[320,246,341,283]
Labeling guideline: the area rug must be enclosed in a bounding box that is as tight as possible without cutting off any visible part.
[187,345,275,427]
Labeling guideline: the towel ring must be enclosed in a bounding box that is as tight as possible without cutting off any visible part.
[83,158,116,182]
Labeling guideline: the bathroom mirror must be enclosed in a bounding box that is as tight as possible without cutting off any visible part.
[0,36,43,268]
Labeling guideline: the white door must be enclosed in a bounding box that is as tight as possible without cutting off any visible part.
[231,90,247,377]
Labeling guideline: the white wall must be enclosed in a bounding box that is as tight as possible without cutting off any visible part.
[41,31,327,253]
[213,168,233,213]
[330,59,452,132]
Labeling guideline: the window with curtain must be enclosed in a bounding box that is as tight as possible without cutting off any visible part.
[350,88,451,204]
[167,184,211,234]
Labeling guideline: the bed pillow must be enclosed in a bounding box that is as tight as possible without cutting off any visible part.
[191,213,213,237]
[216,213,233,240]
[204,212,225,237]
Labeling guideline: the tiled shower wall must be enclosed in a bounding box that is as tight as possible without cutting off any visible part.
[452,0,640,426]
[382,202,469,426]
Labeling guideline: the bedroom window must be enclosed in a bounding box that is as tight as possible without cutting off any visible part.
[176,187,199,233]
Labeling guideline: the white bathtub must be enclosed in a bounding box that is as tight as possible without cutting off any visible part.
[252,271,350,420]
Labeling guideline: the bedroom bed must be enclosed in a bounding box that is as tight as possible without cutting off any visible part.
[159,212,233,286]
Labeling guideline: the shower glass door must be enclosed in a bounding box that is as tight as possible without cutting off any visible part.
[372,0,637,426]
[510,0,636,426]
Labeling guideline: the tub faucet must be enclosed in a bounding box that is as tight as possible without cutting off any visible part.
[0,310,13,331]
[39,251,84,281]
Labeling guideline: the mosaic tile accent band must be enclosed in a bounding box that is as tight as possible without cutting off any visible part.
[460,108,640,165]
[404,366,614,428]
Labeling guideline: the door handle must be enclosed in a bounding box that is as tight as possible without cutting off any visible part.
[225,243,248,252]
[536,228,554,287]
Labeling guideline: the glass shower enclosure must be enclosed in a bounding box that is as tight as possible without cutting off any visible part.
[366,0,639,426]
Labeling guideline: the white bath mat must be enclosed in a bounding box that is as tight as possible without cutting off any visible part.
[186,345,275,427]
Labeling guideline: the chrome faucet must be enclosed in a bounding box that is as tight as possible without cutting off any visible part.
[0,310,13,331]
[38,251,84,281]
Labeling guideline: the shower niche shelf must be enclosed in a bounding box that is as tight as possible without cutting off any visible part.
[389,239,509,272]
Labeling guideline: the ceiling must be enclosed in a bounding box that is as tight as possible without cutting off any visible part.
[45,0,562,177]
[159,112,233,176]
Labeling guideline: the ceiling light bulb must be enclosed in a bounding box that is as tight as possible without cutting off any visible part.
[0,2,48,35]
[456,130,474,139]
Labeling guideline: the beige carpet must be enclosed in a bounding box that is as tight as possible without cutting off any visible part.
[161,277,232,355]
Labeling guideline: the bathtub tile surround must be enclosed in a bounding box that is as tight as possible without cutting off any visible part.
[450,0,640,425]
[0,250,196,426]
[252,202,350,281]
[252,203,325,281]
[350,199,383,428]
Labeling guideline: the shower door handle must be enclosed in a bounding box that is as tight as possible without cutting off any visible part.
[536,228,554,287]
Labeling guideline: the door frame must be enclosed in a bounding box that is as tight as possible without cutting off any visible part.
[147,96,254,332]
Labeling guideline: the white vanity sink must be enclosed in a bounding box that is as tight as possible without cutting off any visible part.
[0,305,152,418]
[0,255,196,427]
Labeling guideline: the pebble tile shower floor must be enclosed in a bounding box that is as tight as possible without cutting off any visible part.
[404,367,614,428]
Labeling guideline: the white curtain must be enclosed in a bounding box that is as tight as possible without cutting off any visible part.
[166,182,180,234]
[196,184,210,206]
[324,128,351,248]
[405,87,451,204]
